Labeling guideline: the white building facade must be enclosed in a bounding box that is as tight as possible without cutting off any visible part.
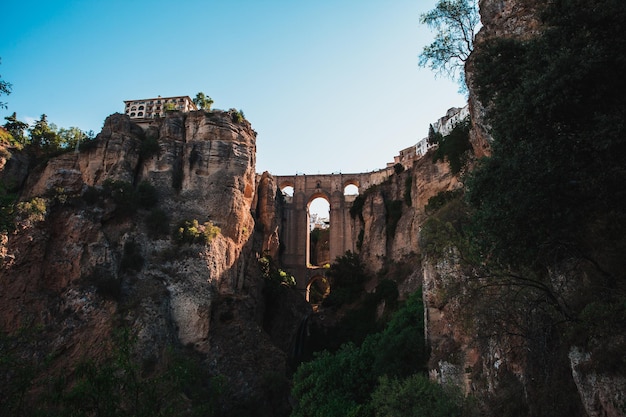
[124,95,197,120]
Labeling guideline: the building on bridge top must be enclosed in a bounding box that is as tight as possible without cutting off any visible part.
[124,95,197,120]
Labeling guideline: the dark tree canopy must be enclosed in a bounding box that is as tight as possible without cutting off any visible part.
[466,0,626,286]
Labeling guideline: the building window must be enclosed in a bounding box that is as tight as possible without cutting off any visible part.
[138,105,144,110]
[130,112,136,117]
[138,112,144,117]
[131,106,137,111]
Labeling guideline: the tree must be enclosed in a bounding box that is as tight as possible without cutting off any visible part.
[3,113,29,145]
[291,291,429,417]
[57,126,91,150]
[193,92,214,110]
[28,114,60,150]
[0,58,11,109]
[418,0,480,89]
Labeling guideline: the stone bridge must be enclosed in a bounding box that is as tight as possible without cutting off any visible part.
[273,168,393,299]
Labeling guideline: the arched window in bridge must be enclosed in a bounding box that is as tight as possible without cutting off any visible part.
[280,185,294,198]
[307,275,330,304]
[344,184,359,196]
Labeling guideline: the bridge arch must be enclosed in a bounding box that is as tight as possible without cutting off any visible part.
[306,274,331,303]
[273,170,393,294]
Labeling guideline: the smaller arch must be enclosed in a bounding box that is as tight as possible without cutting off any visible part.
[344,184,359,196]
[343,179,360,202]
[306,275,330,303]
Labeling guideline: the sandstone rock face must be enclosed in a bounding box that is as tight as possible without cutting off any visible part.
[0,110,303,411]
[357,154,459,279]
[254,172,282,259]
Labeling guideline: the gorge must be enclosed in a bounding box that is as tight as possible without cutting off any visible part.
[2,0,626,416]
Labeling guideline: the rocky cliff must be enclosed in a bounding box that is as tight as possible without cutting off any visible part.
[423,1,626,416]
[0,110,306,414]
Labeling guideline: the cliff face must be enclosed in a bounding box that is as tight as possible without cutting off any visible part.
[0,110,302,412]
[466,0,543,158]
[424,1,626,416]
[355,156,459,295]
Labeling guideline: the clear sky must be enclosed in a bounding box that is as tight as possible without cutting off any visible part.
[1,0,465,176]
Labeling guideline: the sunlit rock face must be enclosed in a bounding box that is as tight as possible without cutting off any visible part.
[0,110,304,412]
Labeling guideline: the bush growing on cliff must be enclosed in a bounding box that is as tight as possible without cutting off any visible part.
[230,108,245,123]
[371,374,462,417]
[431,117,472,175]
[121,240,144,272]
[404,176,413,206]
[0,184,18,232]
[259,254,296,288]
[174,219,220,245]
[323,251,369,307]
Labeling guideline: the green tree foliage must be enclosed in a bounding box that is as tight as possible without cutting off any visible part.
[28,114,60,150]
[291,291,439,417]
[57,126,93,150]
[384,199,403,239]
[174,219,221,245]
[467,0,626,272]
[0,329,225,416]
[22,114,93,155]
[145,208,171,238]
[121,240,144,272]
[419,0,480,88]
[259,254,296,287]
[3,112,29,146]
[324,251,369,306]
[431,117,472,175]
[229,108,245,123]
[371,374,462,417]
[457,1,626,412]
[0,184,18,231]
[193,92,214,110]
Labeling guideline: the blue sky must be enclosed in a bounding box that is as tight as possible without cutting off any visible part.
[1,0,465,176]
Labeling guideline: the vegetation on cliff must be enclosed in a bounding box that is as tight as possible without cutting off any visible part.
[291,290,465,417]
[420,0,626,414]
[0,329,225,417]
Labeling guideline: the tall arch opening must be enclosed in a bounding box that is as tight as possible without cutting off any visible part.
[308,196,330,267]
[306,275,330,304]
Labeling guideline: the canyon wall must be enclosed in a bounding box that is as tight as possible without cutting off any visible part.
[0,110,305,413]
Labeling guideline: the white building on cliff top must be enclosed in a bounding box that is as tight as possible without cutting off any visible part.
[387,104,470,169]
[124,95,197,120]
